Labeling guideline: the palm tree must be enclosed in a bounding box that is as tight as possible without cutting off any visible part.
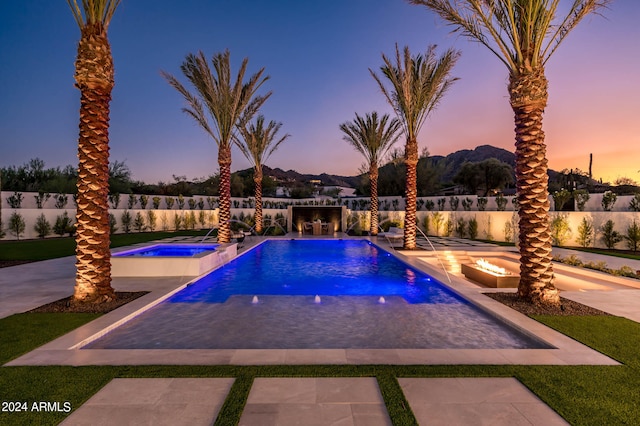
[408,0,610,305]
[67,0,121,304]
[339,112,402,235]
[162,50,270,243]
[370,44,460,249]
[236,115,290,234]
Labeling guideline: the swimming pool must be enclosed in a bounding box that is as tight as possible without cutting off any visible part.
[88,239,549,350]
[111,243,227,277]
[113,244,219,257]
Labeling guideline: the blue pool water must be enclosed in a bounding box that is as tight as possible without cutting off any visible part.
[87,239,549,349]
[114,244,218,257]
[170,240,460,304]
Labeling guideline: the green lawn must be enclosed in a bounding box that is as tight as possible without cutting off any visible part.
[1,233,639,424]
[0,230,209,261]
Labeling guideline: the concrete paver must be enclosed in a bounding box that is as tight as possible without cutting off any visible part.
[60,378,234,426]
[239,378,391,426]
[399,377,569,426]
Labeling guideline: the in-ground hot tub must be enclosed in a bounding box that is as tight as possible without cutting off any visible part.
[111,243,236,277]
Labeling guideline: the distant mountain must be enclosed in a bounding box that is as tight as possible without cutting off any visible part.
[430,144,516,182]
[243,145,561,189]
[261,166,361,188]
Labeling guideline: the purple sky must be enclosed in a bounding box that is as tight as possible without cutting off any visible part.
[1,1,638,185]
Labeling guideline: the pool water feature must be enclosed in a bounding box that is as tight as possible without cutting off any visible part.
[111,243,231,277]
[90,240,550,350]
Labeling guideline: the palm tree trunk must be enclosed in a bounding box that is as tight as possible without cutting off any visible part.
[73,25,115,304]
[369,164,379,236]
[254,168,263,234]
[403,137,419,249]
[217,146,232,243]
[509,69,559,306]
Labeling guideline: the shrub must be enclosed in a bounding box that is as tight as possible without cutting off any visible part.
[422,215,430,235]
[552,189,571,211]
[152,196,161,209]
[121,210,132,233]
[188,199,197,210]
[7,192,23,208]
[54,212,74,236]
[511,197,518,210]
[9,212,26,240]
[198,211,206,228]
[477,197,487,211]
[629,193,640,212]
[600,219,622,249]
[0,219,5,239]
[147,210,157,231]
[34,191,51,209]
[437,198,446,211]
[461,197,473,211]
[449,196,459,211]
[431,212,443,236]
[133,212,146,232]
[165,197,175,210]
[455,217,467,238]
[206,197,216,209]
[108,193,120,209]
[468,217,478,240]
[185,211,197,229]
[127,194,137,209]
[34,213,52,238]
[177,195,185,210]
[573,189,590,211]
[624,220,640,252]
[109,213,118,234]
[425,199,435,211]
[443,219,453,237]
[550,214,572,246]
[484,216,493,241]
[173,213,183,230]
[576,217,594,248]
[198,198,205,210]
[139,194,149,209]
[495,194,507,211]
[503,220,514,243]
[54,193,68,209]
[601,191,617,211]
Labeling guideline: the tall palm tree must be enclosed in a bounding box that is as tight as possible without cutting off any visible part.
[236,115,290,234]
[162,50,270,243]
[370,44,460,249]
[67,0,121,304]
[408,0,610,305]
[339,112,402,235]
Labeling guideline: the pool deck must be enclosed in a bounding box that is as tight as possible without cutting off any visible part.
[3,234,640,424]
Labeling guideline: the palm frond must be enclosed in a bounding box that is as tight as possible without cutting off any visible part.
[370,44,460,140]
[408,0,610,71]
[67,0,121,28]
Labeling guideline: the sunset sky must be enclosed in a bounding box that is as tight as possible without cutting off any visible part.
[1,1,638,185]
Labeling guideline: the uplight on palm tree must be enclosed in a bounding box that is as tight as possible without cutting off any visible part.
[236,116,290,234]
[370,44,460,249]
[67,0,121,304]
[162,50,271,243]
[339,112,401,235]
[408,0,610,305]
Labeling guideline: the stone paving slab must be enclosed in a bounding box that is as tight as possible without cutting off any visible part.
[60,378,234,426]
[239,377,392,426]
[399,377,569,426]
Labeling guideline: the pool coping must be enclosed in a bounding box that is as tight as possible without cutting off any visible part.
[5,236,619,367]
